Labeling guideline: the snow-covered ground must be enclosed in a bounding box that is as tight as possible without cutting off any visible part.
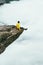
[0,0,43,65]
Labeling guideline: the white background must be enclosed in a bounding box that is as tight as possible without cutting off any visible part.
[0,0,43,65]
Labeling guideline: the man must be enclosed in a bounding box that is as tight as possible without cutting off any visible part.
[16,21,20,30]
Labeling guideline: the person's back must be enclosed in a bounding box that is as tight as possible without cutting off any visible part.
[16,21,20,30]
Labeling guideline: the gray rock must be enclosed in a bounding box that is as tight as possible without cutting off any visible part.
[0,25,27,54]
[0,0,5,3]
[0,0,20,5]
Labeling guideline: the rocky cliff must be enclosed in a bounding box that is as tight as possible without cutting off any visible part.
[0,25,27,54]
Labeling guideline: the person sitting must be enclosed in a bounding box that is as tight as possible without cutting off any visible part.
[16,21,20,30]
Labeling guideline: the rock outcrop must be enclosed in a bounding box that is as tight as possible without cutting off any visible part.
[0,25,27,54]
[0,0,20,5]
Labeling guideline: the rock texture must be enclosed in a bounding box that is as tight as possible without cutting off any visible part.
[0,25,27,54]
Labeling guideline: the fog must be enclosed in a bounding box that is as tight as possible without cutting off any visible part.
[0,0,43,65]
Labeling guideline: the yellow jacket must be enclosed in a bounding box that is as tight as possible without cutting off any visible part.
[16,23,20,30]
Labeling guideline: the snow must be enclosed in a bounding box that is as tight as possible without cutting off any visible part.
[0,0,43,65]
